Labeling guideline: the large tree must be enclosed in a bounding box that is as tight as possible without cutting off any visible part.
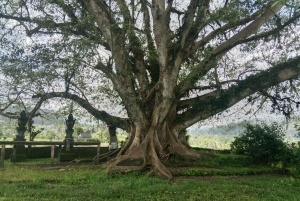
[1,0,300,179]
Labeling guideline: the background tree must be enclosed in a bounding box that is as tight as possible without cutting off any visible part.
[0,0,300,179]
[27,119,44,141]
[74,126,84,136]
[0,72,46,128]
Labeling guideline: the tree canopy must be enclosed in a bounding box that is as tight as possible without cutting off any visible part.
[1,0,300,179]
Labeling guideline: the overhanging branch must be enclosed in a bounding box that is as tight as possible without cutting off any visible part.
[174,55,300,131]
[178,4,297,96]
[32,92,131,131]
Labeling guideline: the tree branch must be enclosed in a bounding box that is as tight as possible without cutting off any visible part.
[213,3,284,54]
[79,0,118,49]
[0,5,108,48]
[190,7,264,53]
[49,0,80,23]
[174,55,300,131]
[179,0,209,49]
[0,13,31,22]
[178,3,287,96]
[141,0,159,84]
[151,0,170,70]
[32,92,131,131]
[116,0,149,97]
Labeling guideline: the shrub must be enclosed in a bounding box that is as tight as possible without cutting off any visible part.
[230,122,292,166]
[293,124,300,176]
[292,143,300,175]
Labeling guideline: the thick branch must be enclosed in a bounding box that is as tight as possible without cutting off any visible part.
[179,0,200,48]
[180,0,210,50]
[94,60,116,81]
[80,1,134,103]
[141,0,159,84]
[174,56,300,131]
[79,0,112,41]
[26,97,45,122]
[178,3,287,95]
[32,92,131,131]
[151,0,169,70]
[190,7,264,53]
[215,3,283,53]
[116,0,149,96]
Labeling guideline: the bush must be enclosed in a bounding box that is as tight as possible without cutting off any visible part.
[230,122,292,166]
[292,124,300,176]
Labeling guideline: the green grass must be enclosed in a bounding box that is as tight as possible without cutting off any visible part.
[1,158,300,201]
[165,151,285,177]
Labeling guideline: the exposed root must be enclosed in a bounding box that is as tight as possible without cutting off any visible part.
[178,129,191,148]
[94,148,121,164]
[171,142,201,160]
[178,136,191,148]
[117,129,135,156]
[147,141,172,180]
[106,139,149,173]
[153,128,167,158]
[100,123,202,180]
[167,127,201,160]
[105,131,173,180]
[106,156,148,174]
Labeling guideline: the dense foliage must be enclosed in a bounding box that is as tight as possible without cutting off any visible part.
[231,122,292,166]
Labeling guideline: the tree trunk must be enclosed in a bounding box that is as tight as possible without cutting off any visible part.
[104,120,200,180]
[178,129,191,148]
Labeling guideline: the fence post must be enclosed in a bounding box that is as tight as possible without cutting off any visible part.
[0,144,5,167]
[97,143,100,164]
[58,145,61,164]
[12,145,17,164]
[50,145,55,166]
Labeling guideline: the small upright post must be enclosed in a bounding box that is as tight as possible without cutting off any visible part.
[50,145,55,166]
[0,144,5,167]
[97,143,100,164]
[58,145,61,164]
[12,146,17,164]
[107,122,118,151]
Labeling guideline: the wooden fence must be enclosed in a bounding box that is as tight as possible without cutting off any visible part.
[0,141,101,167]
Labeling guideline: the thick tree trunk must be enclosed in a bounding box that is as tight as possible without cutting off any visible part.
[104,121,201,180]
[178,129,191,148]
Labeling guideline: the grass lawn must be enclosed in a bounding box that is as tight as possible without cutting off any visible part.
[1,157,300,201]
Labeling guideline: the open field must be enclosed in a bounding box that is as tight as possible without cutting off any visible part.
[1,156,300,201]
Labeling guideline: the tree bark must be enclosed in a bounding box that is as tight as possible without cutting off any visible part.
[106,120,200,180]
